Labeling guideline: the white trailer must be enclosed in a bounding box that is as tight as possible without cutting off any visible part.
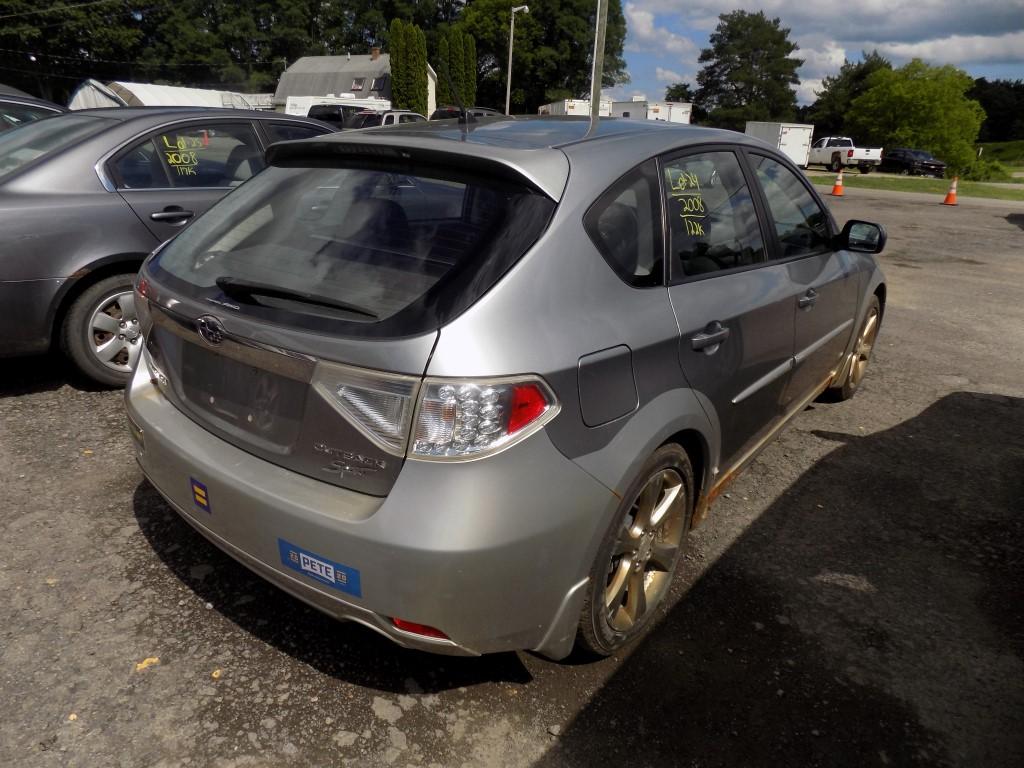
[744,122,814,167]
[611,99,691,124]
[538,98,612,117]
[284,94,391,117]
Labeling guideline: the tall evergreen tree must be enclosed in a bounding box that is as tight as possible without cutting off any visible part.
[448,29,466,104]
[403,22,421,112]
[695,10,802,130]
[415,26,429,115]
[437,36,452,106]
[389,18,407,110]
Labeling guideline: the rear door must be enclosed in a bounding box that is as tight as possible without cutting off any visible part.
[109,119,265,241]
[747,152,859,407]
[663,148,798,472]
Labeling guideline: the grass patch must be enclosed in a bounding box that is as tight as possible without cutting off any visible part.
[978,140,1024,167]
[808,174,1024,202]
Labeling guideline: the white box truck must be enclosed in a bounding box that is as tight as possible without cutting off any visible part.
[744,122,814,167]
[538,98,612,117]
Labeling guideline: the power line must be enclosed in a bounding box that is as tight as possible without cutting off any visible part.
[0,0,127,22]
[0,46,286,68]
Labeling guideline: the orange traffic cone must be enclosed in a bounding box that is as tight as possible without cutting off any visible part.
[830,168,844,197]
[942,176,959,206]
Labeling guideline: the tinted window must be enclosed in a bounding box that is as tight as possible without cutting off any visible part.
[149,163,555,337]
[112,139,169,189]
[663,151,765,278]
[306,105,342,124]
[264,122,329,142]
[398,114,423,124]
[0,113,111,181]
[584,161,662,286]
[352,113,382,128]
[752,155,831,258]
[0,102,59,133]
[151,122,264,188]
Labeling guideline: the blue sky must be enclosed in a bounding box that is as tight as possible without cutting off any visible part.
[608,1,1024,105]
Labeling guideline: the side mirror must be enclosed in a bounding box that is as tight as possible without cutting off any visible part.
[838,220,887,254]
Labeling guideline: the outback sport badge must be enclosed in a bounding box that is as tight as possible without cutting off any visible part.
[196,315,225,346]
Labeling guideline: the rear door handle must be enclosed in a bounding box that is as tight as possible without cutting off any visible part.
[798,289,818,309]
[690,322,730,352]
[150,208,195,223]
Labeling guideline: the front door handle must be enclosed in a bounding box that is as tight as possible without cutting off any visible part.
[691,322,731,353]
[150,207,195,223]
[798,289,818,309]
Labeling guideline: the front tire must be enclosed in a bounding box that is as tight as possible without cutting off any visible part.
[827,295,881,401]
[61,274,141,387]
[576,444,695,656]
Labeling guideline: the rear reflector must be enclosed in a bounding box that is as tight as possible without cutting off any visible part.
[391,618,449,640]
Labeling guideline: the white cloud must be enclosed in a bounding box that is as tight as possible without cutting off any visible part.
[795,78,823,105]
[869,30,1024,65]
[655,67,685,83]
[624,2,697,57]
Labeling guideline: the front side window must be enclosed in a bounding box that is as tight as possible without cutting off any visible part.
[152,122,264,188]
[751,155,831,258]
[663,151,765,279]
[148,162,555,337]
[584,161,662,286]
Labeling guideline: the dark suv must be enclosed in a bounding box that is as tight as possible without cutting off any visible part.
[880,148,947,177]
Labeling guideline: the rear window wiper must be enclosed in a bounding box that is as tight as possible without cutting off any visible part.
[215,277,378,320]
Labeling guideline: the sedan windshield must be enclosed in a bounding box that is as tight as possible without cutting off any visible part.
[910,151,936,161]
[0,113,112,182]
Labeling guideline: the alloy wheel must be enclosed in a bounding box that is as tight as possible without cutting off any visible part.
[849,304,880,388]
[604,468,687,631]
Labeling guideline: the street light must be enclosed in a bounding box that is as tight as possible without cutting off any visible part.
[505,5,529,116]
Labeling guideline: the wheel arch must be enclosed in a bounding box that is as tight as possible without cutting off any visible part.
[660,428,708,504]
[48,254,147,348]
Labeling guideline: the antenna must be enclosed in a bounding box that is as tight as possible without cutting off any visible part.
[588,0,609,133]
[439,58,472,139]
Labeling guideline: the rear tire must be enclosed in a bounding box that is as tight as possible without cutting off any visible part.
[827,295,881,402]
[829,156,842,173]
[576,444,694,656]
[859,164,873,174]
[61,274,141,388]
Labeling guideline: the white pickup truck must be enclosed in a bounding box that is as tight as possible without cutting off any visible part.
[808,136,883,173]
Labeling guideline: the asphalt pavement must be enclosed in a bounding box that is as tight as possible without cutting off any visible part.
[1,187,1022,767]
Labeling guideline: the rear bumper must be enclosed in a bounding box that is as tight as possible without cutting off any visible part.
[125,360,616,658]
[0,278,63,356]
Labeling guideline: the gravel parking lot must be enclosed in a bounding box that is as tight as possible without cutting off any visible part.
[1,187,1022,768]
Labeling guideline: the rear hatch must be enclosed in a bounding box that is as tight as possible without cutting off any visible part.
[137,141,557,496]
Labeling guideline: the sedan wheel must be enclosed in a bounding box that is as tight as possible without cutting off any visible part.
[827,295,881,401]
[577,444,694,655]
[62,273,141,387]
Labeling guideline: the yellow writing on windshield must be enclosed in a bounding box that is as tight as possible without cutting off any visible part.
[667,167,706,236]
[160,131,209,177]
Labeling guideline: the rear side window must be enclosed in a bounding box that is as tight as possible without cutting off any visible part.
[149,162,555,337]
[584,161,662,286]
[662,151,765,279]
[151,122,264,188]
[751,155,831,258]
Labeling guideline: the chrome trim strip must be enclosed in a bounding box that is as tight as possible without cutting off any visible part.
[150,306,317,382]
[794,318,854,365]
[731,358,794,405]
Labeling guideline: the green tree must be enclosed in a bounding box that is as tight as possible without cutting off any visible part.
[459,0,628,113]
[664,82,695,102]
[847,59,985,173]
[437,35,452,105]
[403,22,420,111]
[695,10,802,130]
[463,33,477,106]
[389,18,407,110]
[968,78,1024,142]
[415,25,429,115]
[807,51,891,137]
[448,28,466,103]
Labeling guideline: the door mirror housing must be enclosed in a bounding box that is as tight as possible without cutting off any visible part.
[838,220,887,254]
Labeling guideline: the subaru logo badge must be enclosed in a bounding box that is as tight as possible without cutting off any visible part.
[196,315,225,346]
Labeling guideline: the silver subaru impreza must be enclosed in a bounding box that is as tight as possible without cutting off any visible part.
[125,117,886,659]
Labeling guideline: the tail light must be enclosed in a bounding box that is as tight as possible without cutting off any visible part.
[312,364,559,461]
[411,376,559,461]
[847,149,854,158]
[391,617,449,640]
[312,362,420,455]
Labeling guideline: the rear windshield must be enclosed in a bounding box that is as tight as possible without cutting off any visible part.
[149,161,555,337]
[0,113,111,181]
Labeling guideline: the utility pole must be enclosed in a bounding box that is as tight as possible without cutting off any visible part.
[589,0,609,120]
[505,5,529,116]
